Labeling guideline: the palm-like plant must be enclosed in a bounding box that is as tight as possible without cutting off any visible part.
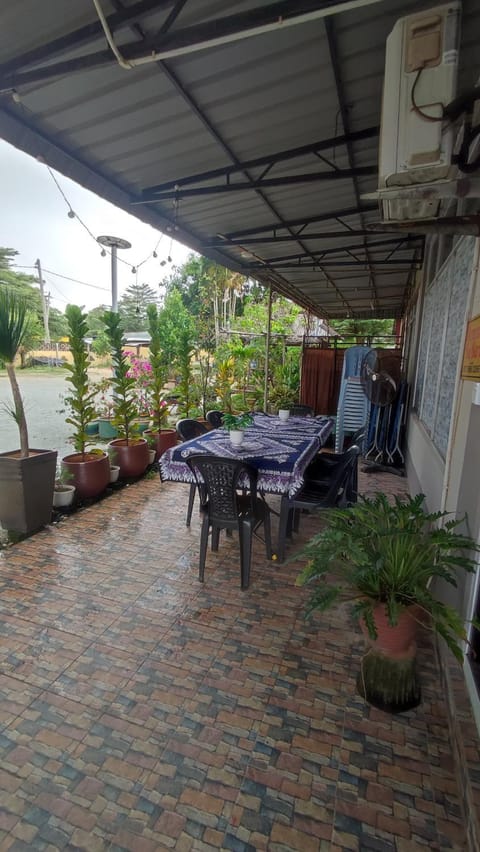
[0,288,32,457]
[296,493,480,662]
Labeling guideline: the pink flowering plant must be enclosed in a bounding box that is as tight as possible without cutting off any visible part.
[125,352,154,417]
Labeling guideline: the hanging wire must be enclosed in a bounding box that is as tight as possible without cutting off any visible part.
[44,163,167,271]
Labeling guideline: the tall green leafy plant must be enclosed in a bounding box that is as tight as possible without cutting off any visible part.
[0,288,32,457]
[64,305,98,458]
[102,311,139,443]
[146,304,168,432]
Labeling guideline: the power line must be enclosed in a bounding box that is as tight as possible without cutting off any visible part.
[42,267,110,292]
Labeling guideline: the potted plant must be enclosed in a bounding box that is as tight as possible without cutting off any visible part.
[296,493,480,714]
[61,305,110,499]
[143,304,177,460]
[102,311,149,478]
[53,465,76,508]
[107,447,120,483]
[0,288,57,534]
[222,412,253,448]
[91,377,117,439]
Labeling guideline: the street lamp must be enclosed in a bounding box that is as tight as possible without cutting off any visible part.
[97,235,131,311]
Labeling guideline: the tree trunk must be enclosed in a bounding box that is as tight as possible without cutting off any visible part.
[6,362,29,458]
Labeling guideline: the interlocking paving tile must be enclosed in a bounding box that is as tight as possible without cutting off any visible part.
[0,475,471,850]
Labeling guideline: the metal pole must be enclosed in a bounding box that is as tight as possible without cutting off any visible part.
[97,235,131,312]
[35,258,50,346]
[111,245,118,312]
[263,286,273,412]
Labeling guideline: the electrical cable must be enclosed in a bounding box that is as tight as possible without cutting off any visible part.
[410,66,444,123]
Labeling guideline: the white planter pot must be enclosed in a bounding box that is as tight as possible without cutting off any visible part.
[229,429,245,448]
[109,465,120,483]
[148,448,156,464]
[53,484,75,508]
[278,409,290,422]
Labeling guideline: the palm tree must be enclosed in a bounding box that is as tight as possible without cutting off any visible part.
[0,288,31,457]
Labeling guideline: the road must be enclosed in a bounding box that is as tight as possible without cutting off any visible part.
[0,370,107,462]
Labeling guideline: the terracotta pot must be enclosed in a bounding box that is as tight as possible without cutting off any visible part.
[62,452,110,500]
[108,438,149,478]
[360,604,420,659]
[144,429,177,461]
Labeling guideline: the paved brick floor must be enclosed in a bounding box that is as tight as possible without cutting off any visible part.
[0,467,468,851]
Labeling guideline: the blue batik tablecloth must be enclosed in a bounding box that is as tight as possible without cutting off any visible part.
[160,414,334,498]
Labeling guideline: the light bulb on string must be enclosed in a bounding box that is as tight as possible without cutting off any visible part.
[100,248,107,257]
[153,251,157,258]
[131,266,137,274]
[68,210,75,219]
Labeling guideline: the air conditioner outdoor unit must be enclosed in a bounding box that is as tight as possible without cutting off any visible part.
[378,2,461,221]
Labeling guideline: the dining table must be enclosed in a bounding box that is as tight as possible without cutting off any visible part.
[160,413,334,558]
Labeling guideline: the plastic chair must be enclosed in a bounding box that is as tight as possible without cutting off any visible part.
[186,454,272,589]
[305,425,366,504]
[206,410,224,429]
[277,445,361,563]
[290,404,315,417]
[176,419,208,525]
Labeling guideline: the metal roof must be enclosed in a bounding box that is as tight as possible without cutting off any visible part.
[1,0,479,319]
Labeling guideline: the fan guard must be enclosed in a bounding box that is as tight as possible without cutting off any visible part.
[361,350,401,407]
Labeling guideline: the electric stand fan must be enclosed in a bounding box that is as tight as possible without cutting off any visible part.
[360,349,405,476]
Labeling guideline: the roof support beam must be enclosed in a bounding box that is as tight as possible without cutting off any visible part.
[141,125,379,195]
[0,0,169,77]
[0,0,386,90]
[223,204,378,239]
[206,228,391,246]
[325,16,379,310]
[135,166,377,202]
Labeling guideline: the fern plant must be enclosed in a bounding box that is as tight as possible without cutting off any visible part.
[296,493,480,662]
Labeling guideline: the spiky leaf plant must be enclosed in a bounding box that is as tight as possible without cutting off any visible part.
[0,288,32,457]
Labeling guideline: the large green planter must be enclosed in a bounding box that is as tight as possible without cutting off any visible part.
[0,449,57,534]
[98,418,118,439]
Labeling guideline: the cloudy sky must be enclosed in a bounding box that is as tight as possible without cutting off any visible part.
[0,139,191,312]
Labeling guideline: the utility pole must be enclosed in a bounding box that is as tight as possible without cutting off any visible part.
[35,258,51,345]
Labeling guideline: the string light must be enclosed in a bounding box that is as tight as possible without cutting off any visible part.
[45,164,170,272]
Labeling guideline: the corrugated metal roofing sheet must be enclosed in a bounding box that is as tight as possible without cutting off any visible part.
[0,0,479,318]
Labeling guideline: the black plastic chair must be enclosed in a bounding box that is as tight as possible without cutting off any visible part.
[186,454,272,589]
[305,425,366,504]
[176,419,209,525]
[290,404,315,417]
[277,445,361,563]
[206,410,224,429]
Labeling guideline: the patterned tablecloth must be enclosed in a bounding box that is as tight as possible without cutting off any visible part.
[160,414,334,498]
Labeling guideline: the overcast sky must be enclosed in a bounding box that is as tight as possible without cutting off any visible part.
[0,139,191,312]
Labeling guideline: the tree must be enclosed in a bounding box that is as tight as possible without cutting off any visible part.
[0,247,69,346]
[118,282,159,331]
[329,318,395,344]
